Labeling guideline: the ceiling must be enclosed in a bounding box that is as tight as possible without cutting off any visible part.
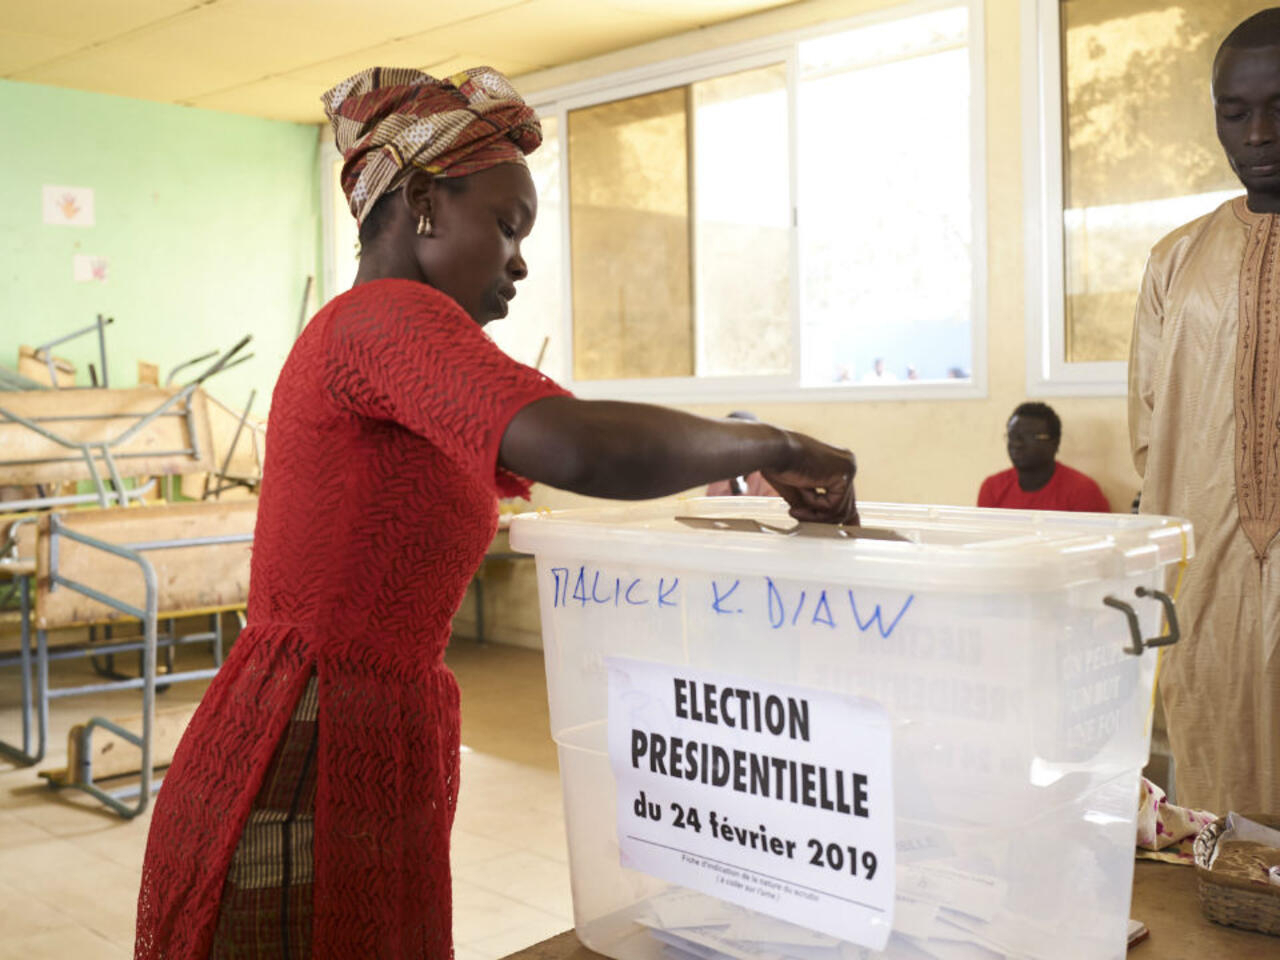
[0,0,798,124]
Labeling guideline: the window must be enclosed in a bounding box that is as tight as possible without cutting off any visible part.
[321,143,359,302]
[568,85,696,381]
[498,0,986,402]
[489,116,566,382]
[554,63,793,383]
[692,65,793,379]
[797,8,973,385]
[317,1,985,401]
[1024,0,1251,394]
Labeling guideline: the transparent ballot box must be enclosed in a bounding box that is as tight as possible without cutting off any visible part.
[508,499,1192,960]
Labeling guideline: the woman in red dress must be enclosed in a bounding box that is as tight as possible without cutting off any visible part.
[135,67,857,960]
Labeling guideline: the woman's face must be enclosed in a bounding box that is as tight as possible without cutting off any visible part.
[417,163,538,326]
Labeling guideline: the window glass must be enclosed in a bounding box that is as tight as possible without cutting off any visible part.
[797,7,972,385]
[489,116,566,382]
[692,64,792,377]
[1060,1,1253,362]
[568,88,693,380]
[332,155,359,297]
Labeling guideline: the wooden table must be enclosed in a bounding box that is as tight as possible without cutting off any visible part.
[503,861,1278,959]
[1128,860,1275,958]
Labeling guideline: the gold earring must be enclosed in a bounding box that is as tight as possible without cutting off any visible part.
[416,214,430,236]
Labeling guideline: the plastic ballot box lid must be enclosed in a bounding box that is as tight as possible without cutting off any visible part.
[509,497,1194,593]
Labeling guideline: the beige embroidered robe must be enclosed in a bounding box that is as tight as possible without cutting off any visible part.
[1130,195,1280,815]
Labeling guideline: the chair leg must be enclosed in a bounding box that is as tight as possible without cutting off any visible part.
[212,613,224,667]
[89,624,115,679]
[0,577,43,765]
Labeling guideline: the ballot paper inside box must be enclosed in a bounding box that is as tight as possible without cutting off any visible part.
[509,499,1194,960]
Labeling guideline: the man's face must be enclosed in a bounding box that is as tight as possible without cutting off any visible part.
[1213,45,1280,203]
[1005,415,1056,471]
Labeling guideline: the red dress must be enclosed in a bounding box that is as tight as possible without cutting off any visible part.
[135,278,568,959]
[976,462,1112,512]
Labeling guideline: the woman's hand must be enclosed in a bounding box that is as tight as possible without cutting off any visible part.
[762,432,858,525]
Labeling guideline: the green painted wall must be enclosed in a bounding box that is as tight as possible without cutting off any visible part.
[0,79,321,415]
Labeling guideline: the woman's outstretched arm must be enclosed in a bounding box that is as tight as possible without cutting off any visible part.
[499,396,857,524]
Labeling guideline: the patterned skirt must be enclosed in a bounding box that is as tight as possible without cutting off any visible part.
[210,675,319,959]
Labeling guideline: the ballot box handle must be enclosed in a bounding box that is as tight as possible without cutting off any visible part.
[1135,586,1179,648]
[1103,587,1179,656]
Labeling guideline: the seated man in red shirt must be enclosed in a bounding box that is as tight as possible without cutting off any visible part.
[978,402,1111,512]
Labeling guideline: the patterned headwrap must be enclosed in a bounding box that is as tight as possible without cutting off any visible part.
[322,66,542,226]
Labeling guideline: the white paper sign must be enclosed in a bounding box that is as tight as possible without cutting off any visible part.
[608,657,895,950]
[43,185,95,226]
[72,255,109,282]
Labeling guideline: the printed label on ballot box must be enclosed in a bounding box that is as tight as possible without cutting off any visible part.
[607,657,895,950]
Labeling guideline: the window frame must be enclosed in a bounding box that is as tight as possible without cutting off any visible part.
[1021,0,1127,397]
[319,138,345,306]
[527,0,988,405]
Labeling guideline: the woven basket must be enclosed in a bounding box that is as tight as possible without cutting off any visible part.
[1193,814,1280,937]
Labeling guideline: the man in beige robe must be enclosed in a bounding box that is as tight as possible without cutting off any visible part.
[1129,10,1280,816]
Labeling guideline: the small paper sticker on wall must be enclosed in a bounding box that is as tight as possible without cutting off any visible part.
[44,186,95,226]
[73,255,109,282]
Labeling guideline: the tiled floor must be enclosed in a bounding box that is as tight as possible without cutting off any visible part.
[0,631,572,959]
